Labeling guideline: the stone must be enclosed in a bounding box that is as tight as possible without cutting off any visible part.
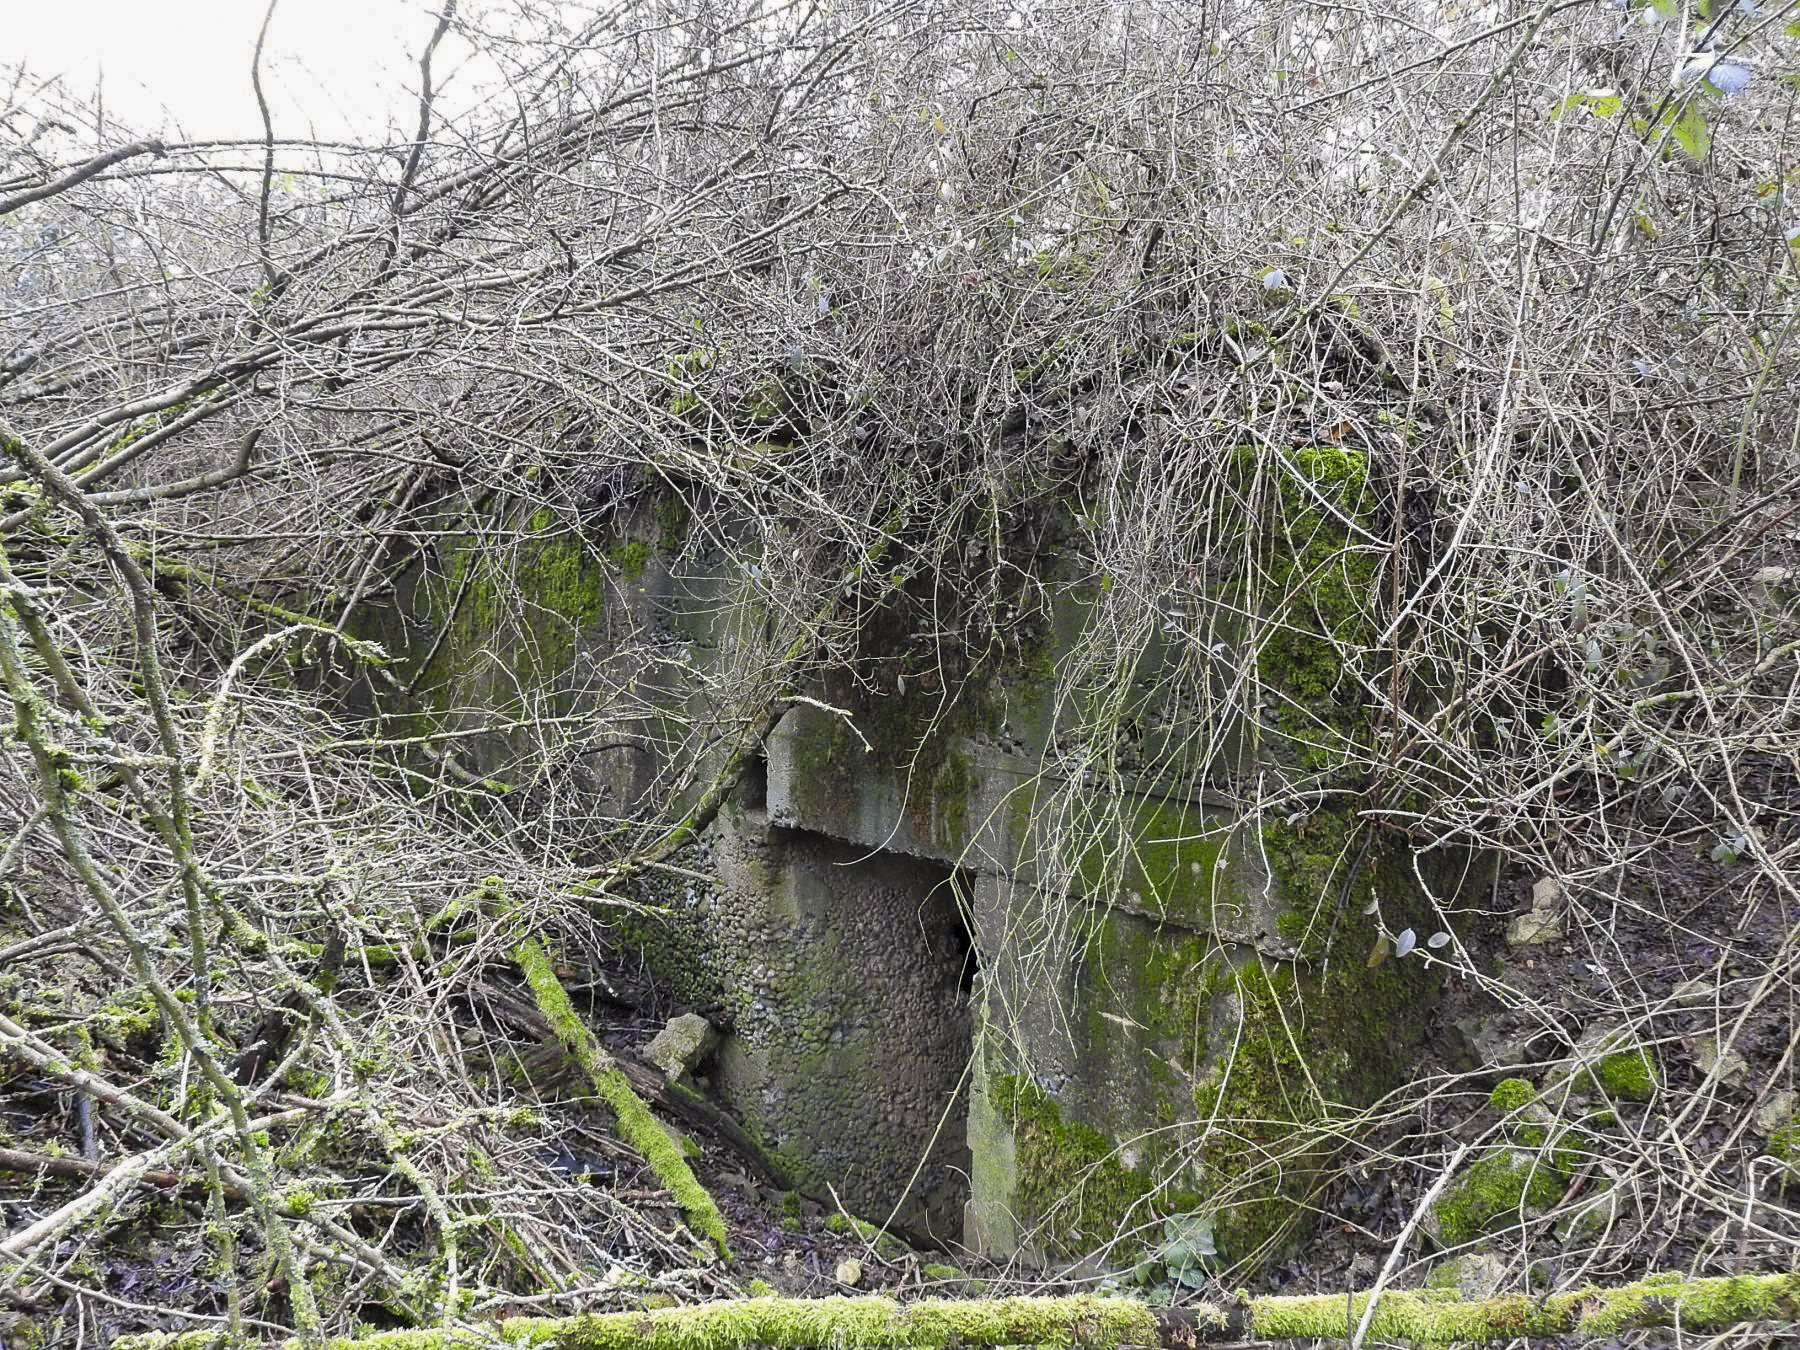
[1542,1022,1657,1101]
[1505,877,1564,947]
[1426,1251,1508,1299]
[642,1012,720,1081]
[1754,1090,1796,1135]
[1463,1016,1534,1070]
[1556,1180,1626,1243]
[712,1169,758,1202]
[1670,977,1715,1007]
[1427,1149,1564,1246]
[1747,568,1794,614]
[834,1258,864,1287]
[1506,907,1562,947]
[1693,1034,1750,1088]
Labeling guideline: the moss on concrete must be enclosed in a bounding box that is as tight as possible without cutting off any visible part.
[782,653,1003,856]
[608,537,652,580]
[1258,804,1368,959]
[1187,959,1327,1256]
[1238,446,1379,773]
[613,902,722,1009]
[1075,796,1228,929]
[416,507,607,716]
[990,1075,1164,1257]
[654,492,692,554]
[1190,929,1437,1257]
[1054,790,1437,1264]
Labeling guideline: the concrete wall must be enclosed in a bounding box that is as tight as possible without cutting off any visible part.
[367,466,1478,1264]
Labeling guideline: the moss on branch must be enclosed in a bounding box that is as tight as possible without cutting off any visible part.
[512,937,730,1258]
[111,1272,1800,1349]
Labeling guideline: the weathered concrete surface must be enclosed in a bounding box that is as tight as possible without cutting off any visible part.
[756,696,1453,1261]
[368,459,1480,1264]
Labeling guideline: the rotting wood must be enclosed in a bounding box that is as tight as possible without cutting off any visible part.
[0,1144,232,1200]
[105,1273,1800,1349]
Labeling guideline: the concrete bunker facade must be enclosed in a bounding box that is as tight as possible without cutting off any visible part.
[377,461,1473,1263]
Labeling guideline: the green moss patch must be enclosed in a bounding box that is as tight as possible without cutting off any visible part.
[1767,1123,1798,1192]
[1258,803,1375,959]
[415,507,607,716]
[1434,1152,1565,1247]
[1237,446,1380,773]
[1188,960,1330,1257]
[1590,1047,1657,1102]
[1061,803,1438,1263]
[991,1075,1165,1259]
[1489,1078,1537,1113]
[1191,939,1438,1257]
[1074,795,1228,929]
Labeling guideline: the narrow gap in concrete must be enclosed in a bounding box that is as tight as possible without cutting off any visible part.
[902,863,977,1245]
[945,870,979,1001]
[738,752,768,810]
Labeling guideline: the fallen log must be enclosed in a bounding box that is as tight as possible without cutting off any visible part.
[110,1272,1800,1348]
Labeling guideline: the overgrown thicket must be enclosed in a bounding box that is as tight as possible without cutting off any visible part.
[2,0,1798,1342]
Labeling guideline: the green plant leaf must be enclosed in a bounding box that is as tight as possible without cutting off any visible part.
[1552,90,1623,121]
[1670,102,1712,161]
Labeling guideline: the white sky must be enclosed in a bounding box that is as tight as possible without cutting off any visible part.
[11,0,492,143]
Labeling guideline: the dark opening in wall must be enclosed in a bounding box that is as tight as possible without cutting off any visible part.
[706,827,976,1246]
[936,871,979,1001]
[900,862,977,1244]
[738,752,768,810]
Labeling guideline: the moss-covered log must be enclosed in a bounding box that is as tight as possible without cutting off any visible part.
[512,937,731,1258]
[114,1272,1800,1349]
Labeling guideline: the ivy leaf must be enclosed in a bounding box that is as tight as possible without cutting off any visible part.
[1159,1213,1218,1288]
